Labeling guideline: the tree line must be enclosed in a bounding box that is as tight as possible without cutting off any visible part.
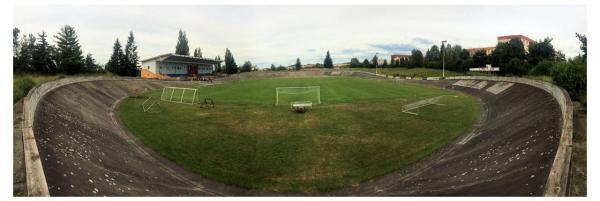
[13,25,102,75]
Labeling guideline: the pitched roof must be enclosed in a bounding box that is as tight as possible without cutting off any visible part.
[141,53,222,64]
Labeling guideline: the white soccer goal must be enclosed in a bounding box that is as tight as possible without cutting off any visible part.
[275,86,321,106]
[401,95,446,115]
[160,87,198,105]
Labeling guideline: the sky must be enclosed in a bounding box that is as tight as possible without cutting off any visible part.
[13,5,586,68]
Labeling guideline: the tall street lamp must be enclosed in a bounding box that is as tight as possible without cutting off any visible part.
[375,52,379,75]
[442,40,447,78]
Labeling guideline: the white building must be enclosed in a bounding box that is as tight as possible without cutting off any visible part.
[140,53,221,78]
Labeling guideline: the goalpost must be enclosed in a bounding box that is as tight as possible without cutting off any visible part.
[160,87,198,105]
[275,86,321,106]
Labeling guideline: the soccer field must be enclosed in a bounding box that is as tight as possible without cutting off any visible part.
[118,77,480,192]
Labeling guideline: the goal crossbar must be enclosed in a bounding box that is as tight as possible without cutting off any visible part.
[275,86,321,106]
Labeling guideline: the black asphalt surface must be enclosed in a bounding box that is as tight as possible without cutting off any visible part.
[32,78,562,196]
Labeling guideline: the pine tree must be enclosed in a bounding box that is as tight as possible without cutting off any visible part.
[16,34,36,73]
[124,32,139,76]
[32,31,56,74]
[194,48,202,58]
[214,56,222,73]
[175,29,190,55]
[324,50,333,68]
[295,58,302,71]
[13,28,20,73]
[224,48,238,74]
[84,53,99,73]
[54,25,84,74]
[13,28,20,56]
[106,39,125,75]
[371,54,379,68]
[349,58,360,68]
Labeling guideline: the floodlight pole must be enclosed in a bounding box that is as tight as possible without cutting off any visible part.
[442,40,447,78]
[375,52,379,75]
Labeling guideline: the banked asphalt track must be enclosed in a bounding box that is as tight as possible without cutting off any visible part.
[25,72,568,196]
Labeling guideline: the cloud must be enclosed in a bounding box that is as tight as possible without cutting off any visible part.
[369,43,417,53]
[337,48,365,54]
[13,5,586,67]
[412,37,434,45]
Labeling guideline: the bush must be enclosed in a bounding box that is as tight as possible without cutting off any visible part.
[504,58,529,76]
[530,60,554,75]
[13,77,36,103]
[552,61,586,101]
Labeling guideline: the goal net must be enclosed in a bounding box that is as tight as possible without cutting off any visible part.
[160,87,198,105]
[275,86,321,106]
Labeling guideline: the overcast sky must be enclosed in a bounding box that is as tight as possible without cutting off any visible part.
[14,5,586,68]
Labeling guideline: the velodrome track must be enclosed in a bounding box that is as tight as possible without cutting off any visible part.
[23,72,570,196]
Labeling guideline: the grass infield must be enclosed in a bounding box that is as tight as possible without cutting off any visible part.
[118,77,480,192]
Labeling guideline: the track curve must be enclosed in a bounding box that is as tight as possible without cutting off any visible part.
[31,76,564,196]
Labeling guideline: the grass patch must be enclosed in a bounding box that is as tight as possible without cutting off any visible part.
[118,77,480,192]
[344,67,489,78]
[13,74,62,103]
[13,73,119,103]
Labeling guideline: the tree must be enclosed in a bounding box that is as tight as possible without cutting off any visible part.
[124,31,139,76]
[295,58,302,71]
[575,32,586,60]
[552,61,586,101]
[362,59,370,67]
[54,25,84,74]
[214,56,222,73]
[84,53,101,72]
[349,58,360,68]
[224,48,238,74]
[270,64,276,71]
[382,59,388,68]
[472,50,489,67]
[175,29,190,55]
[505,58,529,76]
[13,28,20,56]
[371,54,379,68]
[106,39,125,75]
[15,34,36,73]
[194,48,203,58]
[32,32,56,74]
[323,51,333,68]
[409,49,424,67]
[530,60,554,76]
[13,28,21,73]
[492,39,527,75]
[425,45,441,68]
[528,37,556,66]
[551,34,587,102]
[240,61,252,72]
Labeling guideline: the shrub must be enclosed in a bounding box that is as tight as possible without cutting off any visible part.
[13,77,36,103]
[505,58,529,76]
[530,60,554,75]
[552,61,586,101]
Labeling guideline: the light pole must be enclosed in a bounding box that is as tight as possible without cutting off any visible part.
[375,52,379,75]
[441,40,447,78]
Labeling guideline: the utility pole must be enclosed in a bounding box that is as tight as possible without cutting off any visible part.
[442,40,447,78]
